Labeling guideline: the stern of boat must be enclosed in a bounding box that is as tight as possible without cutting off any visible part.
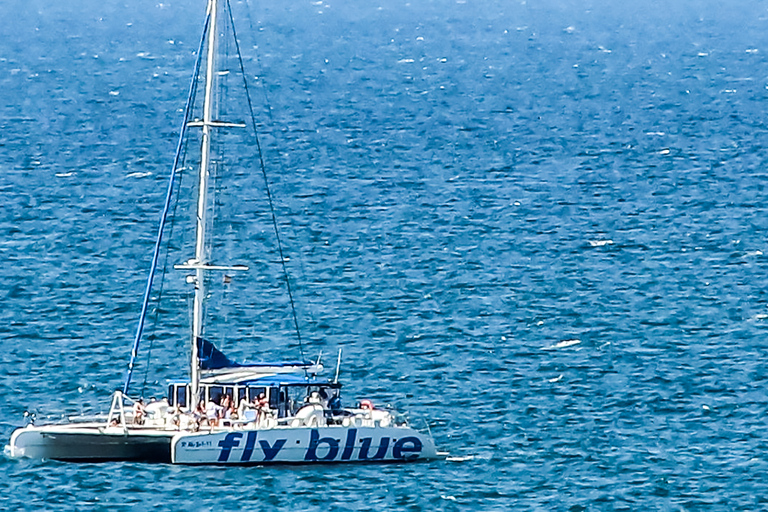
[8,425,40,459]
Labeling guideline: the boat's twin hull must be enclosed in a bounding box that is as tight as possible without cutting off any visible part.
[9,425,174,463]
[9,424,437,465]
[172,425,437,464]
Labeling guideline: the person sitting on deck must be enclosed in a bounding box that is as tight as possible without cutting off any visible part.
[166,404,181,427]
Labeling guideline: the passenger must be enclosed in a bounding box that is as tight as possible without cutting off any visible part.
[205,394,223,427]
[319,388,329,407]
[194,401,208,427]
[328,392,342,412]
[359,399,373,411]
[256,392,270,424]
[221,394,235,420]
[307,391,322,405]
[132,398,145,425]
[238,395,255,419]
[167,405,181,427]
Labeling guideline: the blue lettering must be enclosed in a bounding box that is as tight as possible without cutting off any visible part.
[240,431,258,462]
[358,437,389,460]
[218,432,243,462]
[341,428,357,460]
[305,429,340,461]
[259,439,287,461]
[392,436,423,460]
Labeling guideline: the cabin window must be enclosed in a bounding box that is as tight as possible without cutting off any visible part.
[175,385,188,408]
[269,387,279,410]
[208,385,224,403]
[274,386,314,417]
[269,388,286,418]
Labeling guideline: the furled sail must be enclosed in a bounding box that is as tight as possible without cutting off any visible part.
[197,338,239,370]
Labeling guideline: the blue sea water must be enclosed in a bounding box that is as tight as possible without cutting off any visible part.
[3,0,768,509]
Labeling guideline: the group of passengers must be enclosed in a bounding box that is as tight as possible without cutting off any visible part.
[196,392,271,427]
[196,388,344,428]
[127,388,348,429]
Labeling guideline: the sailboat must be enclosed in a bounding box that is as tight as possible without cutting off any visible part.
[8,0,437,464]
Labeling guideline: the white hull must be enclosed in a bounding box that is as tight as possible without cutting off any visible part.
[9,423,175,463]
[172,425,438,464]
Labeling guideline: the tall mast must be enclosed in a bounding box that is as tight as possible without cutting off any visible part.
[174,0,247,409]
[190,0,219,409]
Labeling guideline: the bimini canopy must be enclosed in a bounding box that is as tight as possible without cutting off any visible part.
[241,373,342,389]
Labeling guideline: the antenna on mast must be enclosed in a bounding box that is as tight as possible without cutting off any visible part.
[334,348,342,384]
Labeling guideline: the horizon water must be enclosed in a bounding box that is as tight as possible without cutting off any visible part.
[3,0,768,510]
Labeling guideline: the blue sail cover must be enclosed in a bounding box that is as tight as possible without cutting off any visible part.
[196,338,311,370]
[197,338,240,370]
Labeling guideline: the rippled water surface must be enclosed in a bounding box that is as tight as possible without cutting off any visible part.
[3,0,768,509]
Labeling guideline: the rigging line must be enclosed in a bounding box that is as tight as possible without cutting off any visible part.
[210,12,229,268]
[140,99,195,397]
[241,0,274,124]
[208,19,226,342]
[139,167,179,396]
[225,0,305,363]
[123,13,212,396]
[239,0,317,329]
[139,160,182,397]
[140,35,202,396]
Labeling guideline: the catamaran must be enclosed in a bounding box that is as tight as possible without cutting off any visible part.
[8,0,437,464]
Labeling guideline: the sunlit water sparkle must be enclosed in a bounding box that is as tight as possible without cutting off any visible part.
[3,0,768,509]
